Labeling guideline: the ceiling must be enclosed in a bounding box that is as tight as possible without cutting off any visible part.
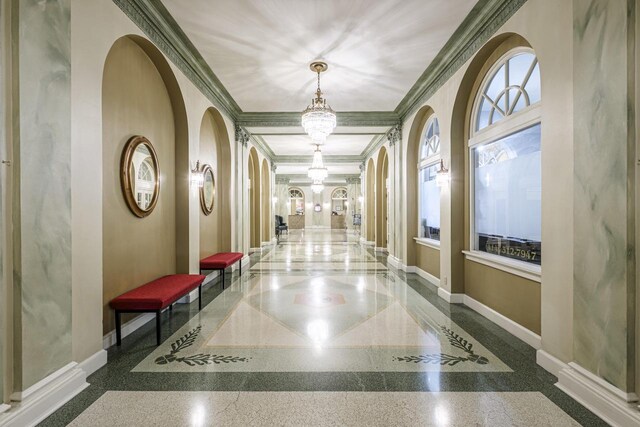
[163,0,477,113]
[160,0,479,175]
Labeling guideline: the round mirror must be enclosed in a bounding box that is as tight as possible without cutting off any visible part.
[200,164,215,215]
[120,136,159,218]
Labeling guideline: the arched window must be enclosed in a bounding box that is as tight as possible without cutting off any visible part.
[331,187,348,214]
[418,116,441,241]
[135,160,155,210]
[288,187,305,215]
[470,48,541,265]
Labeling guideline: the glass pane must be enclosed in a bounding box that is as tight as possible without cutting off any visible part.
[485,64,505,101]
[511,89,527,114]
[525,62,541,105]
[473,124,541,264]
[419,164,440,240]
[477,97,490,131]
[508,53,535,87]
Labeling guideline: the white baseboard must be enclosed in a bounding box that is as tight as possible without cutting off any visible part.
[260,241,272,247]
[0,404,9,414]
[414,266,441,287]
[402,264,416,273]
[463,295,541,349]
[437,287,464,303]
[78,349,107,378]
[1,362,88,427]
[536,349,566,378]
[241,255,250,268]
[249,247,262,253]
[557,363,640,426]
[386,255,401,269]
[103,312,155,349]
[374,247,388,253]
[362,240,375,246]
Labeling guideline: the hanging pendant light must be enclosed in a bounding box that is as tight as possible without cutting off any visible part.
[307,144,328,181]
[311,180,325,194]
[436,159,450,187]
[301,62,336,143]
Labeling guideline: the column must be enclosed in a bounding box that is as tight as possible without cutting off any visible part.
[386,125,401,258]
[570,0,635,396]
[235,125,250,255]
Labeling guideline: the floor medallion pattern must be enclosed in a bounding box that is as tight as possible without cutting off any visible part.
[133,232,510,373]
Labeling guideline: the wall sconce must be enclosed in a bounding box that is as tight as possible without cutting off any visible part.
[191,160,204,187]
[344,200,349,206]
[436,159,450,187]
[247,178,252,190]
[358,196,364,204]
[272,196,278,204]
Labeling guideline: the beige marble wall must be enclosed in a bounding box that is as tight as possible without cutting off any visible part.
[13,0,72,390]
[573,0,635,392]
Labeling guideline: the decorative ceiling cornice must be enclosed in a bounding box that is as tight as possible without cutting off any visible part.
[275,155,363,164]
[249,135,277,162]
[279,174,361,183]
[394,0,527,120]
[360,134,387,160]
[114,0,527,132]
[113,0,241,119]
[237,111,400,128]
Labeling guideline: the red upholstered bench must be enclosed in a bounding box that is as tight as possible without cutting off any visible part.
[199,252,244,289]
[109,274,205,346]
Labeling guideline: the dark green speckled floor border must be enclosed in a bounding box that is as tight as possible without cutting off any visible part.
[40,246,606,426]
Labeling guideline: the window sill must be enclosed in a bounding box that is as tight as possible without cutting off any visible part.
[462,250,541,283]
[414,237,441,250]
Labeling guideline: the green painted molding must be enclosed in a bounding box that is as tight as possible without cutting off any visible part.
[237,111,400,128]
[112,0,241,119]
[360,134,387,159]
[395,0,527,120]
[250,134,277,162]
[113,0,528,134]
[275,155,363,164]
[278,174,361,182]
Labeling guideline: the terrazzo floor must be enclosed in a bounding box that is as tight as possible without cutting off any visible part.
[41,230,606,426]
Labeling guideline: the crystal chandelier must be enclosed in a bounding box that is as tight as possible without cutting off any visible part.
[307,144,328,181]
[301,62,336,143]
[311,180,324,194]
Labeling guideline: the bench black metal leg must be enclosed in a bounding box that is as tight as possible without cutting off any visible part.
[169,304,173,312]
[221,269,225,289]
[198,284,202,310]
[115,311,122,346]
[156,310,161,346]
[239,261,242,277]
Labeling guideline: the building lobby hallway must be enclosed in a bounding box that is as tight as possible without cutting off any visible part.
[42,230,604,426]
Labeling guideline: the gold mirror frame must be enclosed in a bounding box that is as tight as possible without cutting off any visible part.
[120,135,160,218]
[200,164,215,215]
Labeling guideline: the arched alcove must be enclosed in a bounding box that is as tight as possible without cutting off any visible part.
[199,107,232,258]
[248,147,261,249]
[365,159,376,243]
[261,158,271,243]
[451,32,541,333]
[375,147,389,249]
[101,35,188,335]
[404,105,435,266]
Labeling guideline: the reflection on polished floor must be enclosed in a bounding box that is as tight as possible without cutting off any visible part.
[43,230,605,426]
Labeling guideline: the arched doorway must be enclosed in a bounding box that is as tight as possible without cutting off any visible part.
[376,147,389,249]
[261,159,271,244]
[365,159,375,243]
[248,147,261,250]
[199,107,232,257]
[101,35,188,335]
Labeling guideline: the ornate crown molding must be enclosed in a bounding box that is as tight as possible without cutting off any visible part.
[235,125,250,147]
[275,155,363,164]
[386,124,402,147]
[346,177,361,185]
[395,0,527,120]
[237,111,400,128]
[113,0,241,120]
[275,177,290,185]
